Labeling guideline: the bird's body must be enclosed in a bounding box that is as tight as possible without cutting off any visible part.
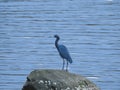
[57,44,72,63]
[54,35,72,71]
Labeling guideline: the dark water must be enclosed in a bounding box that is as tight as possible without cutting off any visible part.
[0,0,120,90]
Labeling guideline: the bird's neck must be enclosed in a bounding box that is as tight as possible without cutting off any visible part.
[55,38,59,49]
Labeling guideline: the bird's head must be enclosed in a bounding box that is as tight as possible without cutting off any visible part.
[54,35,60,39]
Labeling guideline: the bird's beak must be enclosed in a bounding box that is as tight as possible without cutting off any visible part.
[54,35,57,38]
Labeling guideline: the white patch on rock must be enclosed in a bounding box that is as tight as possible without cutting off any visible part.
[38,80,44,84]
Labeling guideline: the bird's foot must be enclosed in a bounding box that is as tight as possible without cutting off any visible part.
[61,68,68,72]
[66,69,68,72]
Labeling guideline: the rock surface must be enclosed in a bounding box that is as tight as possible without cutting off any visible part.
[22,69,100,90]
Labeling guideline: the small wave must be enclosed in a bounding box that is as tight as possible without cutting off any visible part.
[87,76,99,80]
[106,0,113,1]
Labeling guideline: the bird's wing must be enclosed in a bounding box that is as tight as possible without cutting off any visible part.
[58,45,72,63]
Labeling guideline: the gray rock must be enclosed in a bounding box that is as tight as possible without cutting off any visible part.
[22,69,100,90]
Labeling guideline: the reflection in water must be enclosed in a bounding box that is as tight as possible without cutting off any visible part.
[0,0,120,90]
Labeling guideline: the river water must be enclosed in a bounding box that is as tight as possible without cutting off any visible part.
[0,0,120,90]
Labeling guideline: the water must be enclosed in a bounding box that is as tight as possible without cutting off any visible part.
[0,0,120,90]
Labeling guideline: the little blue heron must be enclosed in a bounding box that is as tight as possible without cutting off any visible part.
[54,35,73,71]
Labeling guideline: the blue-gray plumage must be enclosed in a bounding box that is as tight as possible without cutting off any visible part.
[54,35,72,71]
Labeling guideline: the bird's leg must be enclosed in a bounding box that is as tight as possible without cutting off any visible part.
[62,59,65,70]
[66,61,69,72]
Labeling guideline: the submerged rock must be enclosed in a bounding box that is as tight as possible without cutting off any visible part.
[22,69,100,90]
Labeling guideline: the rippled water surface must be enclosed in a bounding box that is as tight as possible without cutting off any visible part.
[0,0,120,90]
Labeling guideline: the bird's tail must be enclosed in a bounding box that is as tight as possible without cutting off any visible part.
[68,57,73,64]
